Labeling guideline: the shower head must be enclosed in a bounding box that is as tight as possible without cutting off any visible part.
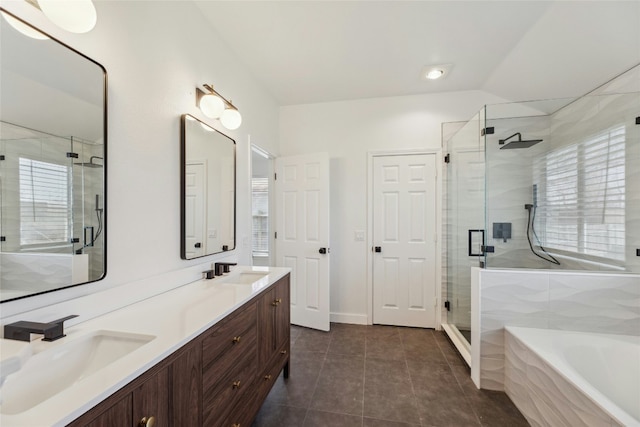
[74,156,103,168]
[498,132,543,150]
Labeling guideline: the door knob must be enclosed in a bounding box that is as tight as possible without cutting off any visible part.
[319,247,327,254]
[194,242,201,248]
[374,246,382,253]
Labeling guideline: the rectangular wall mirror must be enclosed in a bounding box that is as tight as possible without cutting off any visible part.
[181,114,236,259]
[0,9,107,302]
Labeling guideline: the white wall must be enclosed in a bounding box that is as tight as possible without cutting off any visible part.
[1,1,279,319]
[279,90,508,323]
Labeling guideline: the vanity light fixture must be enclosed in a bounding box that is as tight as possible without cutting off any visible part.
[22,0,97,34]
[196,84,242,130]
[421,64,453,81]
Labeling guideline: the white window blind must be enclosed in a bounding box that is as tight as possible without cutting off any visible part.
[534,125,626,261]
[252,177,269,254]
[19,157,71,246]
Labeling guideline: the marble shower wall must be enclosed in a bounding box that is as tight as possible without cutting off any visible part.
[476,268,640,391]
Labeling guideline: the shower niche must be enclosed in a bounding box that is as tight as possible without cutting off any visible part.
[0,9,107,302]
[442,64,640,356]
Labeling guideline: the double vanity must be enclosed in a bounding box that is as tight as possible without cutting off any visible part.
[0,267,291,427]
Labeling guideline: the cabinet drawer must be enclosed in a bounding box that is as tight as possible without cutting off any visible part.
[202,302,257,369]
[203,355,257,427]
[256,341,290,405]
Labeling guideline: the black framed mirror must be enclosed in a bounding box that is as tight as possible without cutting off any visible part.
[0,9,107,302]
[180,114,235,260]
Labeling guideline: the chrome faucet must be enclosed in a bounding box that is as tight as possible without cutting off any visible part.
[3,315,78,342]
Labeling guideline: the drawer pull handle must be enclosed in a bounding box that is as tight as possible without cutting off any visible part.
[271,300,279,306]
[232,380,241,389]
[232,424,241,427]
[232,336,241,344]
[139,416,156,427]
[280,350,287,355]
[264,374,272,381]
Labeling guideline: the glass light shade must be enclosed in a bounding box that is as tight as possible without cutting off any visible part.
[199,94,225,118]
[1,12,49,40]
[220,109,242,130]
[38,0,97,34]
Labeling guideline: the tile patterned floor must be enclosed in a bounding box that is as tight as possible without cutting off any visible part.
[253,323,529,427]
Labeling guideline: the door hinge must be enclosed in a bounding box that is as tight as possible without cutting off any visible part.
[274,231,277,239]
[635,116,640,125]
[444,300,450,311]
[444,153,450,164]
[0,155,5,161]
[0,236,5,242]
[274,173,277,180]
[480,127,495,136]
[66,152,79,159]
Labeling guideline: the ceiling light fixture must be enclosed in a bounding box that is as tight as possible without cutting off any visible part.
[421,64,453,81]
[23,0,97,34]
[196,84,242,130]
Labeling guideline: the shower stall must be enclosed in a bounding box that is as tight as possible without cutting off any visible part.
[442,65,640,360]
[0,121,105,299]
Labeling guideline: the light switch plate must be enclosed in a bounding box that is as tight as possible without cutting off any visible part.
[354,231,365,241]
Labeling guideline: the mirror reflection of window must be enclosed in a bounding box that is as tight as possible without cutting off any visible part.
[19,157,71,247]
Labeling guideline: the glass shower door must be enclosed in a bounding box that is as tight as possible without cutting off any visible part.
[445,111,485,347]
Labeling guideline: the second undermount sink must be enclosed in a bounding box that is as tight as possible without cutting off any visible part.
[225,271,268,285]
[0,330,155,415]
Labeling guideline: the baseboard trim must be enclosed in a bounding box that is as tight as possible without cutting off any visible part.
[330,312,368,325]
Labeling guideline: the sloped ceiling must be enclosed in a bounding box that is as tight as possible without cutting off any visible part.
[195,1,640,106]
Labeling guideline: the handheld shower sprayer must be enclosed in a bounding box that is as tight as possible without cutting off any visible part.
[524,186,559,265]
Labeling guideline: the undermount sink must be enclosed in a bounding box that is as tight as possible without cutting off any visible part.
[0,330,155,415]
[225,271,268,285]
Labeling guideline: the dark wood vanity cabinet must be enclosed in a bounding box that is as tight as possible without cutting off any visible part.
[69,341,202,427]
[67,274,290,427]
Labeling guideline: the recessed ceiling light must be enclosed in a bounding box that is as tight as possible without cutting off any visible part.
[421,64,453,81]
[426,69,444,80]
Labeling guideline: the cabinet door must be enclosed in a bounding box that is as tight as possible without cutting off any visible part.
[132,366,169,427]
[274,275,290,349]
[257,286,277,366]
[81,394,132,427]
[258,276,291,367]
[171,343,202,426]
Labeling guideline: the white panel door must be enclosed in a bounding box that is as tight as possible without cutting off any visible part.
[372,154,437,328]
[275,152,330,331]
[185,162,206,258]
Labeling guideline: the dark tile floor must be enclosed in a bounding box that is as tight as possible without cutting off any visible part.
[253,323,529,427]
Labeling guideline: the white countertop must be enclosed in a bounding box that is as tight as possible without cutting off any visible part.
[0,266,290,427]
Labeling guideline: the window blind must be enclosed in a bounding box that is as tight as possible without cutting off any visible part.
[19,157,71,246]
[252,177,269,254]
[533,125,626,261]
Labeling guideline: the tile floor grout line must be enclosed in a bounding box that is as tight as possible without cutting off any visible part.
[303,328,332,425]
[399,328,425,427]
[433,330,484,427]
